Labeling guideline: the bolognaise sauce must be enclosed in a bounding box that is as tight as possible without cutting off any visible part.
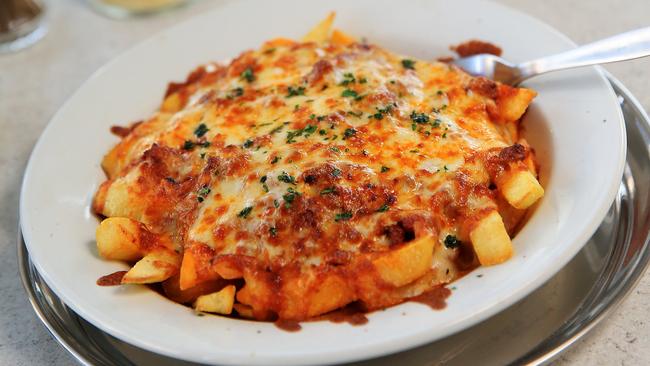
[274,319,302,332]
[451,40,503,57]
[96,271,127,286]
[410,286,452,310]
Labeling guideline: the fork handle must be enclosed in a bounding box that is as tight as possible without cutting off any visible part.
[517,27,650,82]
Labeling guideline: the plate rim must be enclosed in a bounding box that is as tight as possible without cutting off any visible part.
[18,0,627,364]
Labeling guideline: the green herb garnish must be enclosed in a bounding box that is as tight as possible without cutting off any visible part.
[401,59,416,70]
[343,128,357,139]
[194,123,209,138]
[237,206,253,218]
[286,86,306,98]
[335,211,353,222]
[444,235,461,249]
[183,140,195,150]
[376,204,389,212]
[320,187,335,195]
[278,172,296,184]
[240,67,255,82]
[410,111,430,123]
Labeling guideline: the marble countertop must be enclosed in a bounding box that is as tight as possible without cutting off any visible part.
[1,0,648,364]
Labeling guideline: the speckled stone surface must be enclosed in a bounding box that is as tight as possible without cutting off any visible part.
[1,0,648,364]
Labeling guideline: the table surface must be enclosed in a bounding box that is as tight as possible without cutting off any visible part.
[1,0,649,365]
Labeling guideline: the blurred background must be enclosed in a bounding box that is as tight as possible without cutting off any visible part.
[0,0,648,365]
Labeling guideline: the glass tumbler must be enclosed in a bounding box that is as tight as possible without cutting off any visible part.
[87,0,189,18]
[0,0,47,53]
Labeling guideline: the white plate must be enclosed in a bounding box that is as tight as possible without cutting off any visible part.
[20,0,626,365]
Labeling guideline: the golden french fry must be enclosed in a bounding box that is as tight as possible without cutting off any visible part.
[500,169,544,209]
[302,12,335,43]
[122,250,181,284]
[233,303,255,319]
[96,217,142,261]
[161,92,182,113]
[470,210,513,265]
[330,29,356,46]
[306,273,354,317]
[372,235,434,287]
[98,170,146,221]
[194,285,236,315]
[179,250,199,290]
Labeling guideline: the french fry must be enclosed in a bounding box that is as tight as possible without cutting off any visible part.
[470,210,513,265]
[161,92,183,113]
[194,285,236,315]
[233,303,255,319]
[96,217,142,261]
[179,250,199,290]
[302,12,335,43]
[330,29,356,46]
[306,273,354,317]
[372,235,434,287]
[500,169,544,209]
[122,250,181,284]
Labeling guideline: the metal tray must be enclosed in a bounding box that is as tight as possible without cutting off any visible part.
[18,75,650,366]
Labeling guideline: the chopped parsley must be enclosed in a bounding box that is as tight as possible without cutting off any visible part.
[341,89,359,98]
[269,123,287,134]
[269,227,277,236]
[444,235,461,249]
[309,113,316,120]
[303,124,317,136]
[271,156,281,164]
[286,86,306,98]
[165,177,177,184]
[329,146,341,153]
[376,204,389,213]
[194,123,209,138]
[335,211,353,222]
[277,172,296,184]
[373,104,394,120]
[273,199,280,208]
[282,187,301,207]
[381,166,390,173]
[320,187,336,195]
[339,72,356,86]
[401,59,416,70]
[319,129,327,135]
[183,140,195,150]
[227,87,244,99]
[359,77,368,84]
[237,206,253,218]
[347,110,363,118]
[410,111,430,123]
[243,139,254,148]
[240,67,255,82]
[197,185,211,202]
[432,118,442,128]
[331,167,342,177]
[343,128,357,139]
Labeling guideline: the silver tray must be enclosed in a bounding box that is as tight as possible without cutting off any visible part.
[18,75,650,366]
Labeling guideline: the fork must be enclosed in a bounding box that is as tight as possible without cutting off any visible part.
[452,27,650,86]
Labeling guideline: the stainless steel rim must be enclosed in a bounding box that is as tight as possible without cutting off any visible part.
[17,75,650,366]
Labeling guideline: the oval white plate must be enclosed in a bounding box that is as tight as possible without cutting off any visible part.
[20,0,626,364]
